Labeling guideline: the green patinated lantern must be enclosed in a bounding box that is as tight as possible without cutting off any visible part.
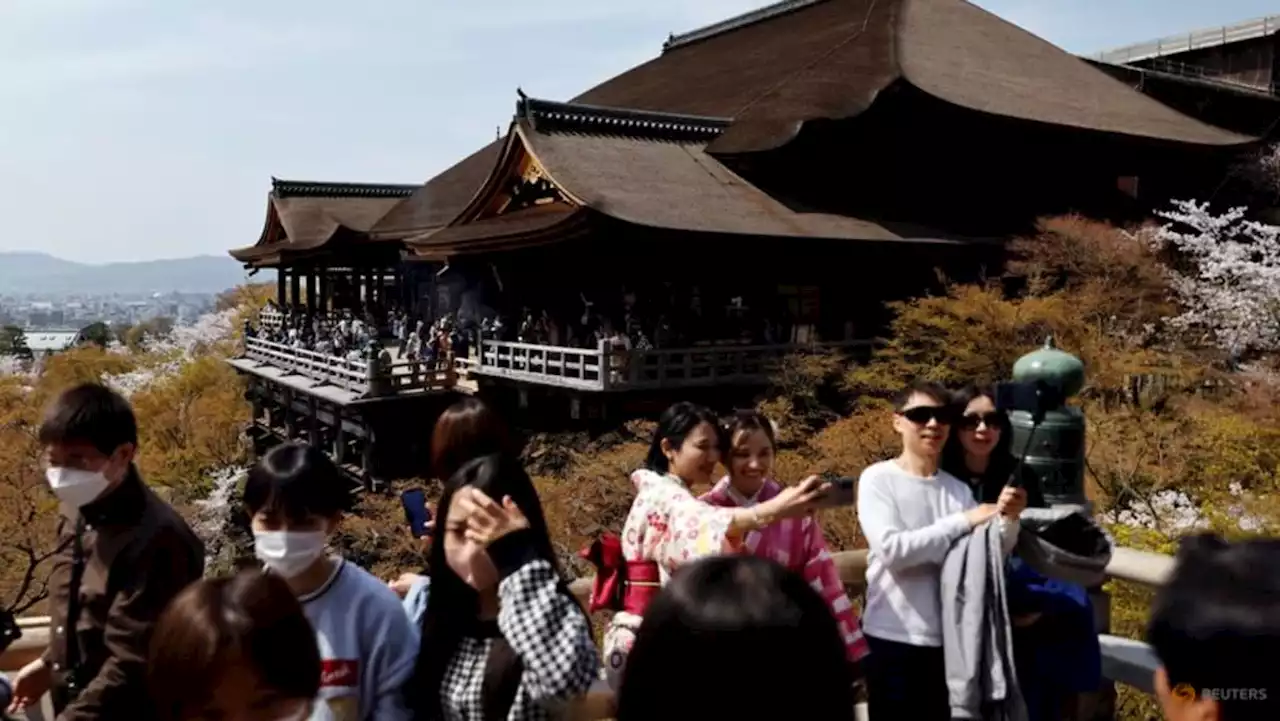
[1007,336,1087,508]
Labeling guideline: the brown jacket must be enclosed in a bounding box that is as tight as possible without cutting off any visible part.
[43,467,204,720]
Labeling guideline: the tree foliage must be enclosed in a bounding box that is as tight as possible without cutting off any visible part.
[0,295,255,613]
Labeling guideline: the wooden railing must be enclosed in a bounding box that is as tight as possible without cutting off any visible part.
[240,336,456,397]
[0,545,1170,721]
[244,337,370,394]
[471,339,873,392]
[565,545,1171,720]
[473,340,606,390]
[1094,14,1280,65]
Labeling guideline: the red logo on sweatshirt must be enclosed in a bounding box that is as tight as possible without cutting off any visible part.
[320,659,359,688]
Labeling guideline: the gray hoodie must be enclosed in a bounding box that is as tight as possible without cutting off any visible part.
[941,521,1029,721]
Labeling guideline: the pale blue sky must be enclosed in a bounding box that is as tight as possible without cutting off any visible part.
[0,0,1276,263]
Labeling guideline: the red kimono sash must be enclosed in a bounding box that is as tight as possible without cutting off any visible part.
[579,534,661,615]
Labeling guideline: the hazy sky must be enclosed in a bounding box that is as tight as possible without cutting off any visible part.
[1,0,1276,264]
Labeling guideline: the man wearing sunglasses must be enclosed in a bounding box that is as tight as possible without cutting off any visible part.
[857,380,1027,720]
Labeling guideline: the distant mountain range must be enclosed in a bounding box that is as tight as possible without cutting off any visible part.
[0,252,265,296]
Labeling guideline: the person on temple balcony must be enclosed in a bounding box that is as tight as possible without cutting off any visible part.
[941,384,1099,721]
[584,402,828,691]
[7,383,204,720]
[602,317,631,384]
[699,410,870,680]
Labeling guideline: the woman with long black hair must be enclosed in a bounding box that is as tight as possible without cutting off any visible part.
[408,453,598,721]
[941,384,1098,721]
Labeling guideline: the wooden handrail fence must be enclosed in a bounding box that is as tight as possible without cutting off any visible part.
[0,545,1173,721]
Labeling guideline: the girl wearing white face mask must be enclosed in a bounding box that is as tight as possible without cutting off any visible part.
[148,570,320,721]
[243,443,419,721]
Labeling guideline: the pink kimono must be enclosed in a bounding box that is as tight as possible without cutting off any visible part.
[701,477,871,663]
[596,469,740,690]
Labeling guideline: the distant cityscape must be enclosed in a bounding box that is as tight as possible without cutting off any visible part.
[0,250,257,357]
[0,290,218,330]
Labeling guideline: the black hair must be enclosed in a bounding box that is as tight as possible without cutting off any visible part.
[38,383,138,456]
[1147,533,1280,720]
[242,443,351,523]
[409,453,577,721]
[719,409,776,457]
[617,555,855,721]
[891,379,952,411]
[942,386,1012,479]
[644,402,721,474]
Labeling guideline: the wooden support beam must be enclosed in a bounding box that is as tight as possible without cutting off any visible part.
[308,396,320,446]
[306,272,317,314]
[282,388,295,437]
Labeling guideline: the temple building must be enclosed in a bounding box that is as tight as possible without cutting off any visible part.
[227,0,1261,485]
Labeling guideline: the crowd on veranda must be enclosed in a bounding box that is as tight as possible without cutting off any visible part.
[252,283,820,370]
[2,380,1277,721]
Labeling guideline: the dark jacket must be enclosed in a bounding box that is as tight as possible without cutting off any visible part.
[43,467,204,720]
[944,456,1047,510]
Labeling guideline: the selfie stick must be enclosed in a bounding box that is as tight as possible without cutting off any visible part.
[1007,381,1053,490]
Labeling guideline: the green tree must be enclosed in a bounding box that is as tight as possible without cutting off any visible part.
[0,326,31,359]
[80,322,110,348]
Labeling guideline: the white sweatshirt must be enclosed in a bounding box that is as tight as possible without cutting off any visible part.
[856,460,1017,647]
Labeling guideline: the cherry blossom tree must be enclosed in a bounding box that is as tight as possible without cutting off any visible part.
[1151,200,1280,360]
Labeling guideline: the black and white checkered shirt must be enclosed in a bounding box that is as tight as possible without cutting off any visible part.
[439,535,600,720]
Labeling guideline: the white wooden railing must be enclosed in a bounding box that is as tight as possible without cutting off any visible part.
[243,336,370,394]
[241,336,456,397]
[471,339,874,391]
[1095,15,1280,65]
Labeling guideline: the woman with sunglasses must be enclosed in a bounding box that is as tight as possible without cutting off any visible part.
[941,385,1045,508]
[941,385,1096,721]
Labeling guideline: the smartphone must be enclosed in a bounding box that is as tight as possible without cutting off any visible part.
[400,489,432,539]
[815,476,857,508]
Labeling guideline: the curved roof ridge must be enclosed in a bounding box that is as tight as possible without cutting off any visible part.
[271,178,419,199]
[664,0,830,52]
[518,95,731,141]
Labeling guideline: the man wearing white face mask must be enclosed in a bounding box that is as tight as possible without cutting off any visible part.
[7,383,204,721]
[243,442,418,721]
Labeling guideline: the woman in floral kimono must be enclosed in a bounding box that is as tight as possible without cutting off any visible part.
[582,402,827,690]
[700,410,871,675]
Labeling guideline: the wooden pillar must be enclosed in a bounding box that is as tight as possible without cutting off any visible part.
[289,270,301,310]
[307,396,320,447]
[306,271,317,314]
[282,388,296,438]
[250,386,262,426]
[361,432,376,492]
[276,269,287,307]
[334,417,346,465]
[318,271,330,315]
